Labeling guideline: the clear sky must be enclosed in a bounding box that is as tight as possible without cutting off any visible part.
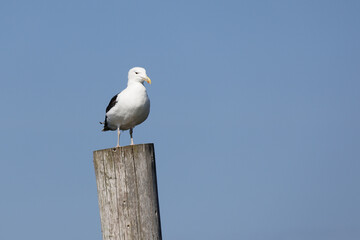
[1,0,359,239]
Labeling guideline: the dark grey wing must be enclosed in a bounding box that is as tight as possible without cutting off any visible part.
[100,93,119,131]
[106,94,119,113]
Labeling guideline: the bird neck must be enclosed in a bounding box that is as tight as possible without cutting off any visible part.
[127,80,144,87]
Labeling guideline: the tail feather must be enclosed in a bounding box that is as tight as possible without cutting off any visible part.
[102,126,111,131]
[100,118,111,131]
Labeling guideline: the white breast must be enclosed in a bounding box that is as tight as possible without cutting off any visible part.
[106,83,150,130]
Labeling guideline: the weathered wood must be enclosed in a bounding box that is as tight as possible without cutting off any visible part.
[94,144,162,240]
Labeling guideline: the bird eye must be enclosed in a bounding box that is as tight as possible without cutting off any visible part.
[135,72,139,74]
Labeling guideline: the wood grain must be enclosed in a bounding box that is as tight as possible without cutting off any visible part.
[94,144,162,240]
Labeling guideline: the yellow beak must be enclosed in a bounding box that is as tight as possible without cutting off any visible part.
[146,76,152,84]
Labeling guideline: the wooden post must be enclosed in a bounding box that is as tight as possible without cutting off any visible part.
[93,143,162,240]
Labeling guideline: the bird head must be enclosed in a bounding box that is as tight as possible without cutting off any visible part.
[128,67,151,85]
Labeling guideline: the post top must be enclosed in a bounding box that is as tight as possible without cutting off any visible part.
[93,143,154,154]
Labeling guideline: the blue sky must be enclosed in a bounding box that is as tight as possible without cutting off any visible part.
[1,0,359,239]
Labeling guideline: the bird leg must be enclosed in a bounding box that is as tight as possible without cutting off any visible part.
[130,128,134,145]
[116,127,120,147]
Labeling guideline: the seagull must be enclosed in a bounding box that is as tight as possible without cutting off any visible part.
[100,67,151,147]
